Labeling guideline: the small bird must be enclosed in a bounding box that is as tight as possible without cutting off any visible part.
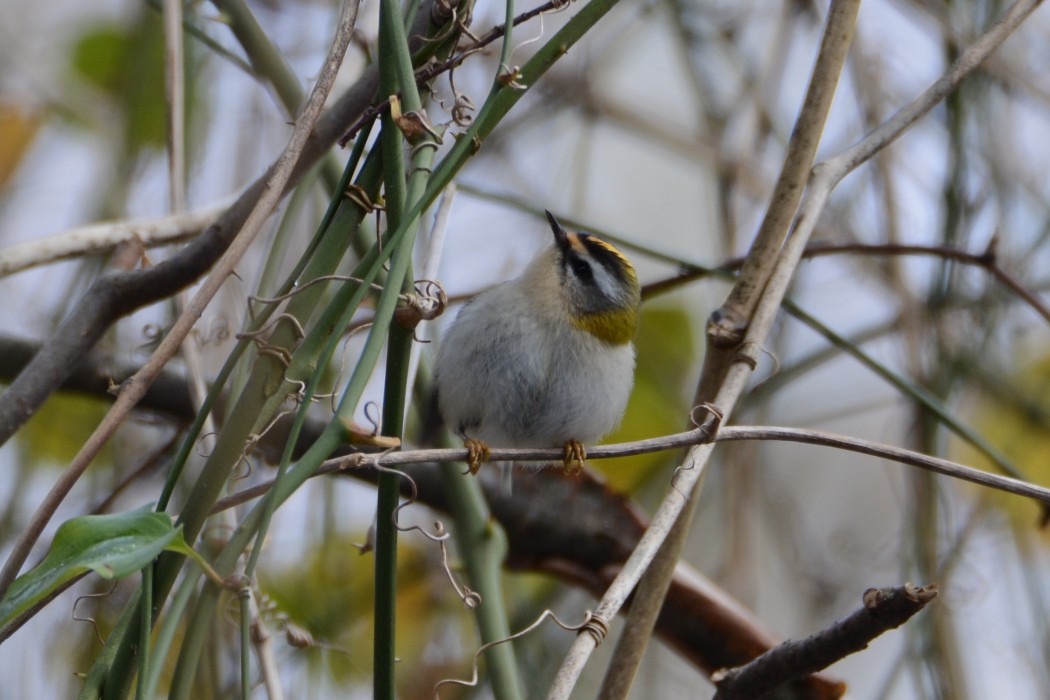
[434,210,641,476]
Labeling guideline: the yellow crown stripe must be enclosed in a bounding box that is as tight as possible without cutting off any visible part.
[581,236,637,283]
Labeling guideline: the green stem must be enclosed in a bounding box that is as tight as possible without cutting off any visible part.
[155,146,362,513]
[140,563,199,698]
[371,0,430,692]
[134,565,151,700]
[440,464,523,699]
[211,0,342,187]
[212,0,303,118]
[168,197,395,699]
[168,111,441,692]
[87,151,383,700]
[497,0,516,79]
[239,589,251,700]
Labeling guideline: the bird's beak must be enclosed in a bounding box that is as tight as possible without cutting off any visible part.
[545,210,571,251]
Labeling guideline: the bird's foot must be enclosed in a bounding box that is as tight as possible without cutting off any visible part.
[562,440,586,476]
[463,437,490,475]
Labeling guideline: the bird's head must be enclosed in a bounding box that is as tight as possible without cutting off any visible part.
[545,210,641,345]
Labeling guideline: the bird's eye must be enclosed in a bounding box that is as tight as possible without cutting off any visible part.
[570,257,594,283]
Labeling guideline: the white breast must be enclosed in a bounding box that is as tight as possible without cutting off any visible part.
[434,274,635,449]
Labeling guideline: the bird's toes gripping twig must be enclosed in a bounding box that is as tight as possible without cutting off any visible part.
[463,437,490,475]
[562,440,586,476]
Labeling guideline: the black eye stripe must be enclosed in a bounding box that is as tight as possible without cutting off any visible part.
[577,234,628,282]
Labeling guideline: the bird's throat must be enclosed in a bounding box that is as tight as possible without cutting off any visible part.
[571,308,638,345]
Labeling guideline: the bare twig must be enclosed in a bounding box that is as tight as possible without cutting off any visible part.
[598,2,863,697]
[338,0,570,145]
[0,202,230,277]
[712,584,939,700]
[208,424,1050,519]
[801,240,1050,325]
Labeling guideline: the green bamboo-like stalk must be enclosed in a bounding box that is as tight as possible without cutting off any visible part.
[139,560,200,698]
[373,0,421,691]
[165,186,403,698]
[134,565,151,700]
[438,461,523,699]
[78,1,628,696]
[241,159,387,587]
[166,132,443,693]
[212,0,305,122]
[165,101,446,690]
[239,591,251,700]
[80,151,385,700]
[154,145,366,513]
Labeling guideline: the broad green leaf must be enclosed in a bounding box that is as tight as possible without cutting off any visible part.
[0,505,186,627]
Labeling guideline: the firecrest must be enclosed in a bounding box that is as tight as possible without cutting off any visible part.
[434,210,641,475]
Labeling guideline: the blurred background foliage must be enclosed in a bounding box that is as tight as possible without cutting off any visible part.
[0,0,1049,698]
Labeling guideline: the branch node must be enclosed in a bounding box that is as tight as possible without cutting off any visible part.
[706,306,748,348]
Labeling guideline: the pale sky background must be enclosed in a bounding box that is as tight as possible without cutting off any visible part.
[2,0,1050,697]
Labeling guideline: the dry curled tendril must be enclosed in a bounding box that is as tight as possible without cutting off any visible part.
[367,458,478,609]
[389,95,443,144]
[433,610,609,698]
[395,278,447,329]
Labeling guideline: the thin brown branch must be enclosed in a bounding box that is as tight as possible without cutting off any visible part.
[712,584,939,700]
[804,240,1050,324]
[205,423,1050,522]
[644,240,1050,328]
[338,0,570,146]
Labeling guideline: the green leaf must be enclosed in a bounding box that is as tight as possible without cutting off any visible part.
[19,392,110,468]
[71,25,128,95]
[601,305,697,491]
[0,505,186,628]
[67,12,200,154]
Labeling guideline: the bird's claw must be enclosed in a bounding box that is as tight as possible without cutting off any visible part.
[562,440,586,476]
[463,437,490,475]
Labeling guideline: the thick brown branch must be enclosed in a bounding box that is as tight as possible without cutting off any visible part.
[357,465,848,700]
[4,336,1049,509]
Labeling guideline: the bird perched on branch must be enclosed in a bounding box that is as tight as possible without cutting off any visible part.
[434,210,641,476]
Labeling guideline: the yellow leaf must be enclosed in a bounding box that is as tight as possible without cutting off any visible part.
[0,104,40,190]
